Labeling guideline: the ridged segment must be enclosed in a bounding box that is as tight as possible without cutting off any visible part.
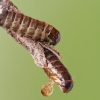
[11,13,23,32]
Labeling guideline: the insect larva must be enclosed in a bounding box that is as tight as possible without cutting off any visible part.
[0,0,60,45]
[40,45,73,93]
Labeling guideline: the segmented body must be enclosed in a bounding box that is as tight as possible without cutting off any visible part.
[0,0,60,45]
[41,45,73,93]
[0,0,73,96]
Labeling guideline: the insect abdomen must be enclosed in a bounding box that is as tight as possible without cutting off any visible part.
[43,47,73,93]
[0,5,60,45]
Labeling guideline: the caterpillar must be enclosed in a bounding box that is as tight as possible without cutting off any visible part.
[40,43,73,96]
[0,0,60,45]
